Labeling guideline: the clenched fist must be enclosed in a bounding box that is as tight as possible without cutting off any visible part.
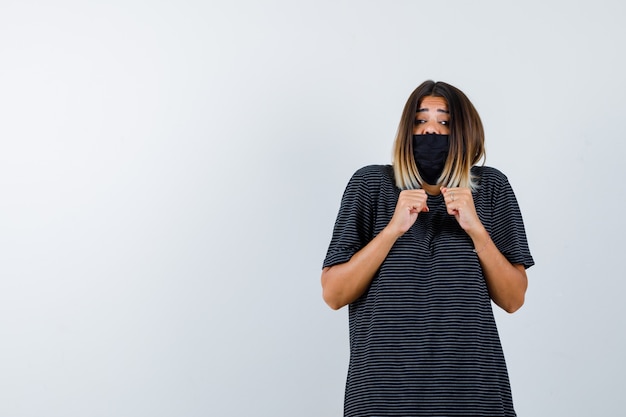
[387,189,429,237]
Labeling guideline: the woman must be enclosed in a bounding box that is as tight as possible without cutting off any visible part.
[321,80,534,416]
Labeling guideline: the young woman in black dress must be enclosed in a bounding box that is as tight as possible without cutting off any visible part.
[322,80,534,416]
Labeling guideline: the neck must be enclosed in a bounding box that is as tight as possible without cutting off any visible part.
[422,182,441,196]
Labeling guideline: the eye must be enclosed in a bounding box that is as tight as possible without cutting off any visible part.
[414,119,426,125]
[439,120,448,126]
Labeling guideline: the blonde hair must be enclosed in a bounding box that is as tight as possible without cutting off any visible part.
[392,81,485,190]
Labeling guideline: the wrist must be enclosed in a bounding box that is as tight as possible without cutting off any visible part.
[473,235,491,254]
[381,223,404,241]
[469,228,491,254]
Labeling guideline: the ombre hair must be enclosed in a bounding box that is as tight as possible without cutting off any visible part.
[392,80,485,190]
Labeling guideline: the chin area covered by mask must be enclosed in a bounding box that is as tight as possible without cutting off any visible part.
[412,134,450,185]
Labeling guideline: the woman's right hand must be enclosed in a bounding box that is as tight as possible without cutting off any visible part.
[322,188,429,310]
[387,189,429,237]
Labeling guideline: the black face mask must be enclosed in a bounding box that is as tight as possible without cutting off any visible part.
[412,134,449,185]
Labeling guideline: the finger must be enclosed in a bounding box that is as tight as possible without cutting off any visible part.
[439,188,459,214]
[446,204,459,216]
[442,187,470,206]
[440,187,455,205]
[399,190,431,213]
[399,200,426,213]
[407,201,429,213]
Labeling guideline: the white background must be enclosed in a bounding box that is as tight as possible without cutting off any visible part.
[1,1,624,416]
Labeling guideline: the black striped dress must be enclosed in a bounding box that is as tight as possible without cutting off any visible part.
[323,165,534,417]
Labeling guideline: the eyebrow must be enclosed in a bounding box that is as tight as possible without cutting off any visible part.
[417,107,450,114]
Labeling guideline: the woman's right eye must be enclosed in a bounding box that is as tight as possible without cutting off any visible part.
[414,119,426,125]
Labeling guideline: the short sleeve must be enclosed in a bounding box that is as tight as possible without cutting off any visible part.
[322,168,376,269]
[487,172,535,269]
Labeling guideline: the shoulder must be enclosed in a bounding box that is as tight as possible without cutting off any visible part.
[472,165,522,210]
[341,165,396,204]
[472,165,510,189]
[350,164,395,186]
[353,164,394,179]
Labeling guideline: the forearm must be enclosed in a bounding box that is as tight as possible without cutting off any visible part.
[469,229,528,313]
[321,227,400,310]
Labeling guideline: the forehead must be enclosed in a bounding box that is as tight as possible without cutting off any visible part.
[417,96,448,112]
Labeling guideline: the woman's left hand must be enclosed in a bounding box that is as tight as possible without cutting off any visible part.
[440,187,482,233]
[441,186,528,313]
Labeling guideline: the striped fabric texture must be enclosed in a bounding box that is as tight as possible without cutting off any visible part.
[323,165,534,417]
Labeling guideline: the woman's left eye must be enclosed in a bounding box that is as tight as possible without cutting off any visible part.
[440,121,448,125]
